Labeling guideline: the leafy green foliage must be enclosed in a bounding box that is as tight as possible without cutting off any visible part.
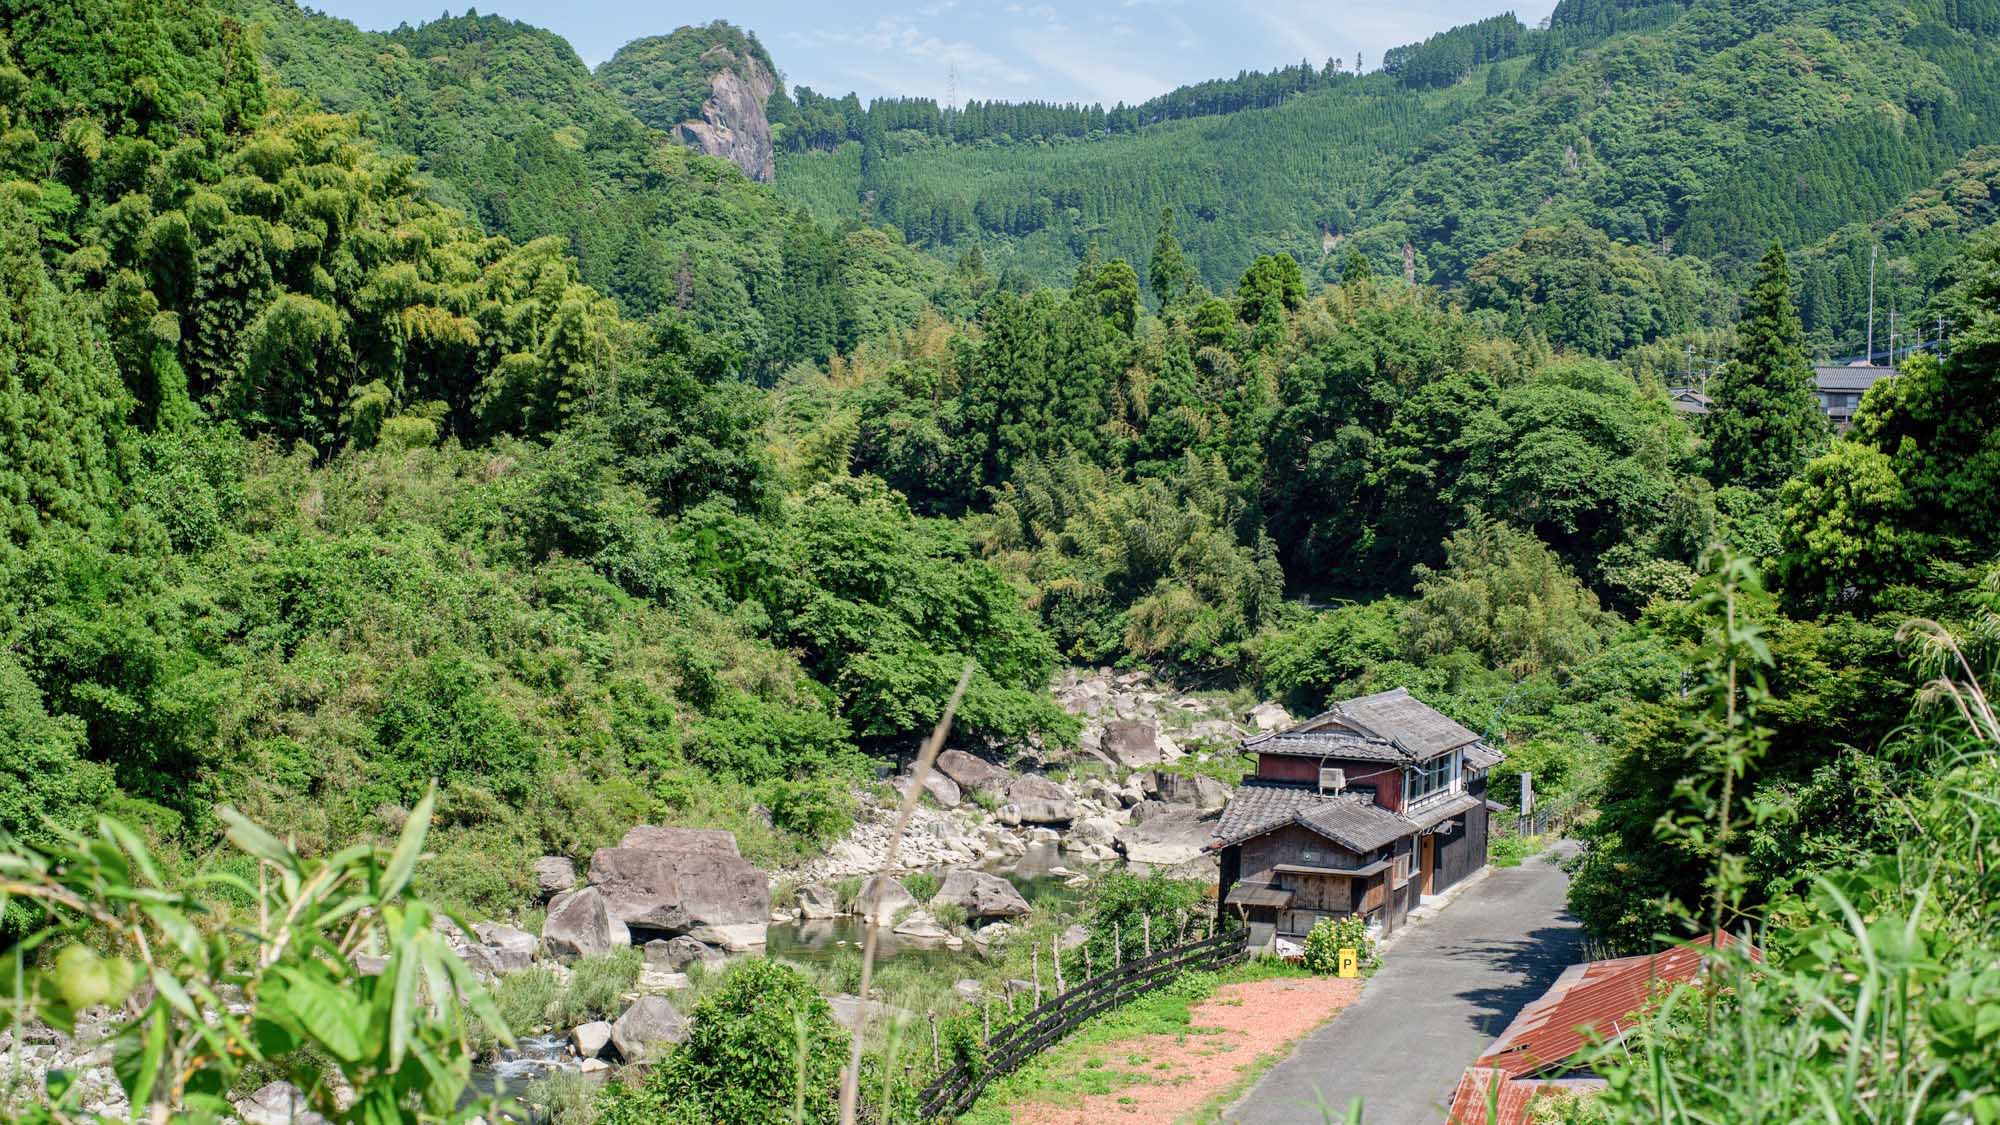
[1706,245,1827,492]
[595,22,776,135]
[1407,518,1617,679]
[1301,915,1377,974]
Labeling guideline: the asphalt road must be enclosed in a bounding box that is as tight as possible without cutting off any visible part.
[1227,846,1583,1124]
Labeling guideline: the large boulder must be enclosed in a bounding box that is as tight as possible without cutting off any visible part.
[472,922,539,959]
[611,995,689,1061]
[1009,775,1071,803]
[463,943,533,977]
[932,870,1031,919]
[532,856,577,901]
[1155,773,1232,812]
[644,936,723,972]
[892,770,962,810]
[854,875,917,924]
[1115,808,1219,867]
[541,887,630,960]
[935,749,1010,794]
[571,1020,613,1059]
[234,1081,330,1125]
[589,837,769,939]
[687,922,767,951]
[827,995,910,1035]
[1068,815,1120,848]
[1248,701,1294,732]
[1000,798,1076,826]
[892,910,952,941]
[1102,721,1162,768]
[796,882,841,920]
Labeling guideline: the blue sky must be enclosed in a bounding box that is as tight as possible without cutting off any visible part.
[306,0,1560,106]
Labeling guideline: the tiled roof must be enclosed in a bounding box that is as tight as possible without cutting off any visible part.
[1404,792,1484,833]
[1299,796,1415,853]
[1278,688,1481,761]
[1814,364,1894,393]
[1211,779,1338,846]
[1464,743,1504,770]
[1245,729,1406,762]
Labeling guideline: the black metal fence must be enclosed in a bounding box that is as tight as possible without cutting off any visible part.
[916,928,1250,1120]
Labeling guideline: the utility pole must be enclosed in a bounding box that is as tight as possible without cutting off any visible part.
[1865,244,1878,364]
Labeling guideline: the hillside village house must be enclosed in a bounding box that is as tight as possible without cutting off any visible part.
[1209,689,1501,945]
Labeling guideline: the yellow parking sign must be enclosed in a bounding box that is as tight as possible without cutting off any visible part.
[1338,947,1358,978]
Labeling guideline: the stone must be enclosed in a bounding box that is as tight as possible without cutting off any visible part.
[1060,924,1089,952]
[1068,815,1119,848]
[589,845,769,937]
[235,1081,330,1125]
[1128,799,1174,824]
[1008,775,1071,803]
[1155,773,1232,812]
[644,936,723,972]
[971,921,1015,946]
[828,995,910,1035]
[472,922,539,958]
[935,749,1010,794]
[920,770,962,809]
[351,954,388,977]
[796,882,841,920]
[1000,798,1076,826]
[1004,978,1035,998]
[933,870,1032,919]
[611,996,689,1062]
[1115,807,1219,867]
[953,979,983,1002]
[463,943,533,976]
[532,856,577,901]
[892,910,952,941]
[640,969,692,991]
[853,875,917,924]
[618,825,740,855]
[579,1057,611,1073]
[570,1021,613,1059]
[1248,701,1294,732]
[541,887,630,960]
[688,922,767,951]
[1156,733,1186,762]
[1103,721,1162,768]
[667,48,779,183]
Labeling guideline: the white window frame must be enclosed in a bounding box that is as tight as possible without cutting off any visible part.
[1404,749,1462,810]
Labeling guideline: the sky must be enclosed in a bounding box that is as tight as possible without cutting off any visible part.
[305,0,1562,107]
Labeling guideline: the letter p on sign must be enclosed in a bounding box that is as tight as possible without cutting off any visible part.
[1338,947,1358,978]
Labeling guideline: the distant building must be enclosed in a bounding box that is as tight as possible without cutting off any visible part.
[1666,363,1896,432]
[1210,689,1501,948]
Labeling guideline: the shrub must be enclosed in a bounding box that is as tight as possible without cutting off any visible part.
[836,876,864,912]
[1301,916,1377,975]
[596,959,849,1125]
[931,901,968,931]
[900,872,940,903]
[556,948,643,1026]
[1490,833,1534,868]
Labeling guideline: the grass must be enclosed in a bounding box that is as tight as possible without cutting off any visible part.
[555,948,644,1026]
[1489,833,1548,868]
[901,872,940,903]
[956,958,1312,1125]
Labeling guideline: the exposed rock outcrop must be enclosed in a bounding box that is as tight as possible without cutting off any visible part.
[611,995,689,1061]
[541,887,630,960]
[933,870,1032,919]
[588,826,769,948]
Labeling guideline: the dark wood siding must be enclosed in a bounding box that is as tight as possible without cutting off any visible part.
[1252,755,1406,813]
[1432,800,1490,893]
[1240,824,1364,883]
[1216,843,1242,921]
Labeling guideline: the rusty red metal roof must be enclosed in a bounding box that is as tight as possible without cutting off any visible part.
[1447,933,1761,1123]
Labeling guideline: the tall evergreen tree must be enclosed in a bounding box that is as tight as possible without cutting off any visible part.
[1148,207,1196,306]
[1707,243,1824,490]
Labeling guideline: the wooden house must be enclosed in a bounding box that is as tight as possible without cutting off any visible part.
[1209,688,1502,943]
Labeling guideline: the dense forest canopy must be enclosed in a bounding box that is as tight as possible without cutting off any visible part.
[4,0,2000,1117]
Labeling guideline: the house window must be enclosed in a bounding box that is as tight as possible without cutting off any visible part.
[1405,751,1459,807]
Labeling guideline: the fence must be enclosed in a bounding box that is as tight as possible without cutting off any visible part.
[916,927,1250,1120]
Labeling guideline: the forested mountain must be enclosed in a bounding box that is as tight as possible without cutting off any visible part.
[777,0,2000,357]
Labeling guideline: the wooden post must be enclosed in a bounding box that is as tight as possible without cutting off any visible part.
[1053,933,1065,994]
[1083,941,1093,980]
[1142,913,1152,958]
[983,997,991,1043]
[930,1012,940,1071]
[1032,944,1042,1007]
[1114,921,1122,968]
[1207,912,1215,940]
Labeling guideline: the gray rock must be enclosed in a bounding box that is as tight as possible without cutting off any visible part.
[541,887,630,960]
[936,749,1010,794]
[854,875,917,924]
[1001,798,1076,826]
[920,770,962,809]
[570,1020,613,1060]
[686,921,767,951]
[971,921,1015,946]
[644,936,724,972]
[589,845,770,936]
[668,48,779,183]
[1248,701,1294,732]
[611,995,689,1062]
[532,856,576,901]
[1009,775,1071,803]
[351,954,388,977]
[1004,978,1036,998]
[953,979,983,1002]
[1115,807,1219,867]
[827,995,910,1035]
[1060,924,1089,952]
[233,1081,330,1125]
[933,870,1031,919]
[796,882,841,920]
[1127,799,1174,824]
[892,910,952,940]
[1103,721,1162,768]
[463,943,533,977]
[618,825,741,855]
[472,922,539,958]
[1155,773,1232,812]
[1068,815,1120,847]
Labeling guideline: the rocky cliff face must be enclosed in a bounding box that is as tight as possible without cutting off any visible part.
[669,46,776,183]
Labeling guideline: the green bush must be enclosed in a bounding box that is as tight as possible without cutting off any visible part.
[900,872,941,904]
[1301,916,1377,975]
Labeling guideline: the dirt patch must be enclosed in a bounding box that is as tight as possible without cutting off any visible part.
[1006,975,1361,1124]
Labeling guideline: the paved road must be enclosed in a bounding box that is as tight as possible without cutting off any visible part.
[1228,847,1583,1124]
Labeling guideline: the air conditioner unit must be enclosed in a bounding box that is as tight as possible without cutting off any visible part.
[1318,767,1346,793]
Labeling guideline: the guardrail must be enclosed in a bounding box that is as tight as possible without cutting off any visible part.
[917,928,1250,1120]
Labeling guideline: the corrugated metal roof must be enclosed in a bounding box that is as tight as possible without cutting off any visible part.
[1447,1070,1605,1125]
[1476,933,1760,1080]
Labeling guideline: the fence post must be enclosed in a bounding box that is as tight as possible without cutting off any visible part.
[1032,945,1042,1007]
[930,1012,940,1071]
[1083,941,1093,981]
[1114,921,1122,968]
[1053,934,1065,994]
[983,996,991,1044]
[1207,912,1215,940]
[1142,914,1152,959]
